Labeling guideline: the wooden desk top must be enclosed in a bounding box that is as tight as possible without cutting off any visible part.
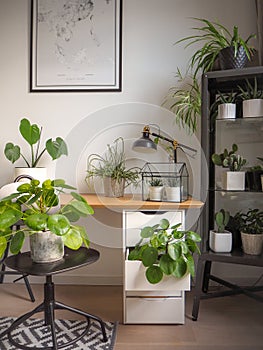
[60,193,203,210]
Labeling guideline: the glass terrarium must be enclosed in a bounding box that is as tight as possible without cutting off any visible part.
[141,162,189,202]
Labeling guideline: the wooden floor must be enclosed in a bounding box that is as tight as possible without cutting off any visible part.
[0,283,262,350]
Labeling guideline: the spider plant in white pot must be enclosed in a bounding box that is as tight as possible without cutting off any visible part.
[86,137,140,198]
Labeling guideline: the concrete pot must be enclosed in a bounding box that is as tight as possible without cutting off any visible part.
[241,232,263,255]
[103,177,125,197]
[30,231,64,263]
[243,99,263,118]
[221,171,245,191]
[218,103,236,119]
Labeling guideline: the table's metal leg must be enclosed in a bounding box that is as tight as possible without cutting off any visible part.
[192,256,206,321]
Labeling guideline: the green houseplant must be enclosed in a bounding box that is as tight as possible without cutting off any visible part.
[238,78,263,118]
[176,18,255,77]
[234,209,263,255]
[162,69,201,133]
[128,218,201,284]
[148,178,164,201]
[86,137,140,198]
[212,143,247,191]
[4,118,68,167]
[209,209,232,253]
[0,178,93,263]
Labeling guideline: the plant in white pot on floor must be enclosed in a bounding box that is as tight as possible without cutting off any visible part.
[209,209,232,253]
[212,143,247,190]
[86,137,140,198]
[234,208,263,255]
[0,178,93,263]
[4,118,68,182]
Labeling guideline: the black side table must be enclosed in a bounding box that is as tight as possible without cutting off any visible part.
[0,247,107,350]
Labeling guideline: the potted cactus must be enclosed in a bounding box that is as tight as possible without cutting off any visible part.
[212,144,247,190]
[209,209,232,253]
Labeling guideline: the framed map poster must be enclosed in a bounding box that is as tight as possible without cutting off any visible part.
[30,0,122,92]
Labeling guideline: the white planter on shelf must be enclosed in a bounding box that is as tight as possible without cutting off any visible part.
[243,99,263,118]
[218,103,236,119]
[149,186,163,201]
[209,230,232,253]
[14,167,47,183]
[165,186,181,202]
[221,171,245,191]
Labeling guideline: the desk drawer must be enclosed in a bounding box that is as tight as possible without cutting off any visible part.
[125,295,185,324]
[125,255,190,292]
[124,210,185,247]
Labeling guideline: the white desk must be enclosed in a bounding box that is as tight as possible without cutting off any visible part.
[61,194,203,324]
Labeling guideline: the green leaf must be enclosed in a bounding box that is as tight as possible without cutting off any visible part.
[128,246,142,260]
[140,226,154,238]
[186,231,201,242]
[186,253,195,277]
[172,257,188,278]
[141,246,158,267]
[10,230,25,254]
[61,204,81,222]
[25,213,48,231]
[52,180,76,190]
[168,243,181,260]
[78,225,90,248]
[0,236,7,259]
[62,227,82,250]
[146,265,163,284]
[159,254,177,275]
[4,143,20,163]
[47,214,70,236]
[17,183,31,193]
[19,118,40,145]
[180,241,189,254]
[0,209,23,230]
[46,137,68,160]
[69,200,94,216]
[159,218,170,229]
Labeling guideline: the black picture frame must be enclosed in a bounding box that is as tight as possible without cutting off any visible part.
[30,0,122,92]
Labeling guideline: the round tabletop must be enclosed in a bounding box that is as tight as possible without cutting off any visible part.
[5,247,100,276]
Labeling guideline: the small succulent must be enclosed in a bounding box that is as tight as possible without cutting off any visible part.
[149,178,163,186]
[212,144,247,171]
[215,209,230,232]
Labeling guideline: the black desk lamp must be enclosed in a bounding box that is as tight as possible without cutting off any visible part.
[132,124,196,162]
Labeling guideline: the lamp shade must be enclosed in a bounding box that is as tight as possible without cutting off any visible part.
[132,135,157,153]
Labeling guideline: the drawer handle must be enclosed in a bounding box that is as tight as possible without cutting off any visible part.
[140,211,167,215]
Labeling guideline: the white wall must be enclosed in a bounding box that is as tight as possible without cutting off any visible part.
[0,0,259,285]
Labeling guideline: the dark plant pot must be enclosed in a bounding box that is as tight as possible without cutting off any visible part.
[218,46,249,70]
[245,170,263,191]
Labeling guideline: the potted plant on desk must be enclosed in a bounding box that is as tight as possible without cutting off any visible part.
[4,118,68,182]
[128,218,201,284]
[0,178,93,263]
[86,137,140,198]
[148,178,164,201]
[212,143,247,190]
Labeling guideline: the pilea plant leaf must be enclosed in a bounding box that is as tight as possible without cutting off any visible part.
[146,265,163,284]
[159,254,177,275]
[47,214,70,236]
[10,230,25,255]
[62,227,82,250]
[141,246,158,267]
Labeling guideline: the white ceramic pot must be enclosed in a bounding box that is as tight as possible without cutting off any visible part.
[165,186,181,202]
[14,167,47,183]
[241,232,263,255]
[243,99,263,118]
[149,186,163,201]
[221,171,245,191]
[30,231,64,263]
[218,103,236,119]
[209,230,232,253]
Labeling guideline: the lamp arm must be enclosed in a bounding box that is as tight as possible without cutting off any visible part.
[151,132,196,153]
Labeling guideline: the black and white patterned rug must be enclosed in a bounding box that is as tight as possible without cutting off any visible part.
[0,317,117,349]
